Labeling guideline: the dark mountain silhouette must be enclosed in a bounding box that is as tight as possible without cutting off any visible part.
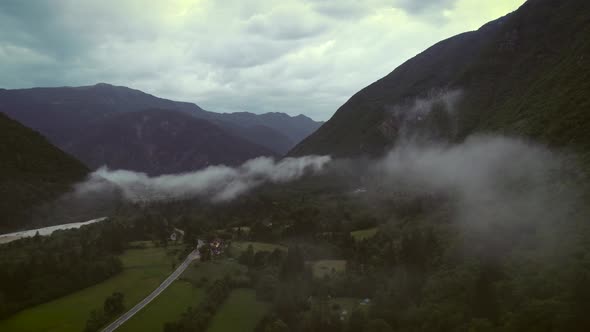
[0,112,88,231]
[217,112,323,143]
[0,84,322,157]
[290,0,590,160]
[67,109,277,175]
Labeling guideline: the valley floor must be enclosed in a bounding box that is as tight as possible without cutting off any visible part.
[207,289,269,332]
[0,242,181,332]
[0,241,273,332]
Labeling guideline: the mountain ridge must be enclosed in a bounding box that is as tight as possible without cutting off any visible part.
[0,84,323,175]
[66,108,277,175]
[289,0,590,160]
[0,83,323,157]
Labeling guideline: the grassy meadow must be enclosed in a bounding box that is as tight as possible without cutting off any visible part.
[181,259,247,286]
[207,289,269,332]
[0,243,183,332]
[311,260,347,279]
[350,227,378,241]
[229,241,286,254]
[117,280,203,332]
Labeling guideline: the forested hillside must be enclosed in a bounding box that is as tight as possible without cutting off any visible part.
[0,113,88,231]
[291,0,590,160]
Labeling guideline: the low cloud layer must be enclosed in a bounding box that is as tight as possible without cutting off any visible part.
[384,89,463,141]
[372,135,579,237]
[76,155,331,202]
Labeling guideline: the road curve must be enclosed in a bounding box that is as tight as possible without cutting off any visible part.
[101,241,203,332]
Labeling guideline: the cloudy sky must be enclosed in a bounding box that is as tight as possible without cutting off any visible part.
[0,0,525,120]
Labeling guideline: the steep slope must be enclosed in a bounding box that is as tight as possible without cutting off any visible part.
[66,109,277,175]
[218,112,323,143]
[0,113,88,231]
[0,84,322,155]
[290,0,590,158]
[230,124,295,155]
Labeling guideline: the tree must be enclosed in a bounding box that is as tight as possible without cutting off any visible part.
[104,292,125,316]
[265,319,290,332]
[239,244,255,266]
[349,308,368,332]
[254,250,270,267]
[306,296,342,332]
[280,246,305,280]
[256,275,279,301]
[364,319,393,332]
[269,248,285,266]
[84,310,106,332]
[199,244,212,261]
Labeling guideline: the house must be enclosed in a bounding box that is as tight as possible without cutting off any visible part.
[170,228,184,242]
[209,238,225,255]
[340,310,348,321]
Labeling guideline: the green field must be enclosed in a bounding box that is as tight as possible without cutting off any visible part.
[207,289,269,332]
[118,280,203,332]
[229,241,286,254]
[306,297,366,323]
[311,260,347,278]
[350,227,378,240]
[331,297,363,313]
[181,259,247,286]
[0,244,183,332]
[226,226,251,234]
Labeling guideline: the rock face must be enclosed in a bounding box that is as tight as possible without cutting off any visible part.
[290,0,590,159]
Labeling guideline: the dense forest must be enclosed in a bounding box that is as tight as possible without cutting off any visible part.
[0,221,123,318]
[0,214,176,319]
[291,0,590,165]
[1,151,589,331]
[103,163,590,332]
[0,112,88,232]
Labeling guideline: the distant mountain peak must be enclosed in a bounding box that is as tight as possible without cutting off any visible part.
[94,82,113,87]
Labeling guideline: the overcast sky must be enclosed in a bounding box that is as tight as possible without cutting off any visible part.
[0,0,526,120]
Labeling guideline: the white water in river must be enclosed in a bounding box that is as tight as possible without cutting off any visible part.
[0,217,108,244]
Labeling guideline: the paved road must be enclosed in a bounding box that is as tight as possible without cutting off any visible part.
[101,240,203,332]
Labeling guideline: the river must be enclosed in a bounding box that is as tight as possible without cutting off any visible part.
[0,217,108,244]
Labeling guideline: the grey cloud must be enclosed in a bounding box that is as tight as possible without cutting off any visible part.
[244,12,328,40]
[307,1,375,20]
[0,0,525,121]
[192,37,301,68]
[395,0,458,15]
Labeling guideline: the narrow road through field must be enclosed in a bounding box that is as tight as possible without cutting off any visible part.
[101,240,203,332]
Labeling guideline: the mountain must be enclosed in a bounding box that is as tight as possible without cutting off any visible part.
[290,0,590,159]
[0,112,88,232]
[0,84,322,156]
[229,124,296,156]
[67,109,277,175]
[216,112,323,143]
